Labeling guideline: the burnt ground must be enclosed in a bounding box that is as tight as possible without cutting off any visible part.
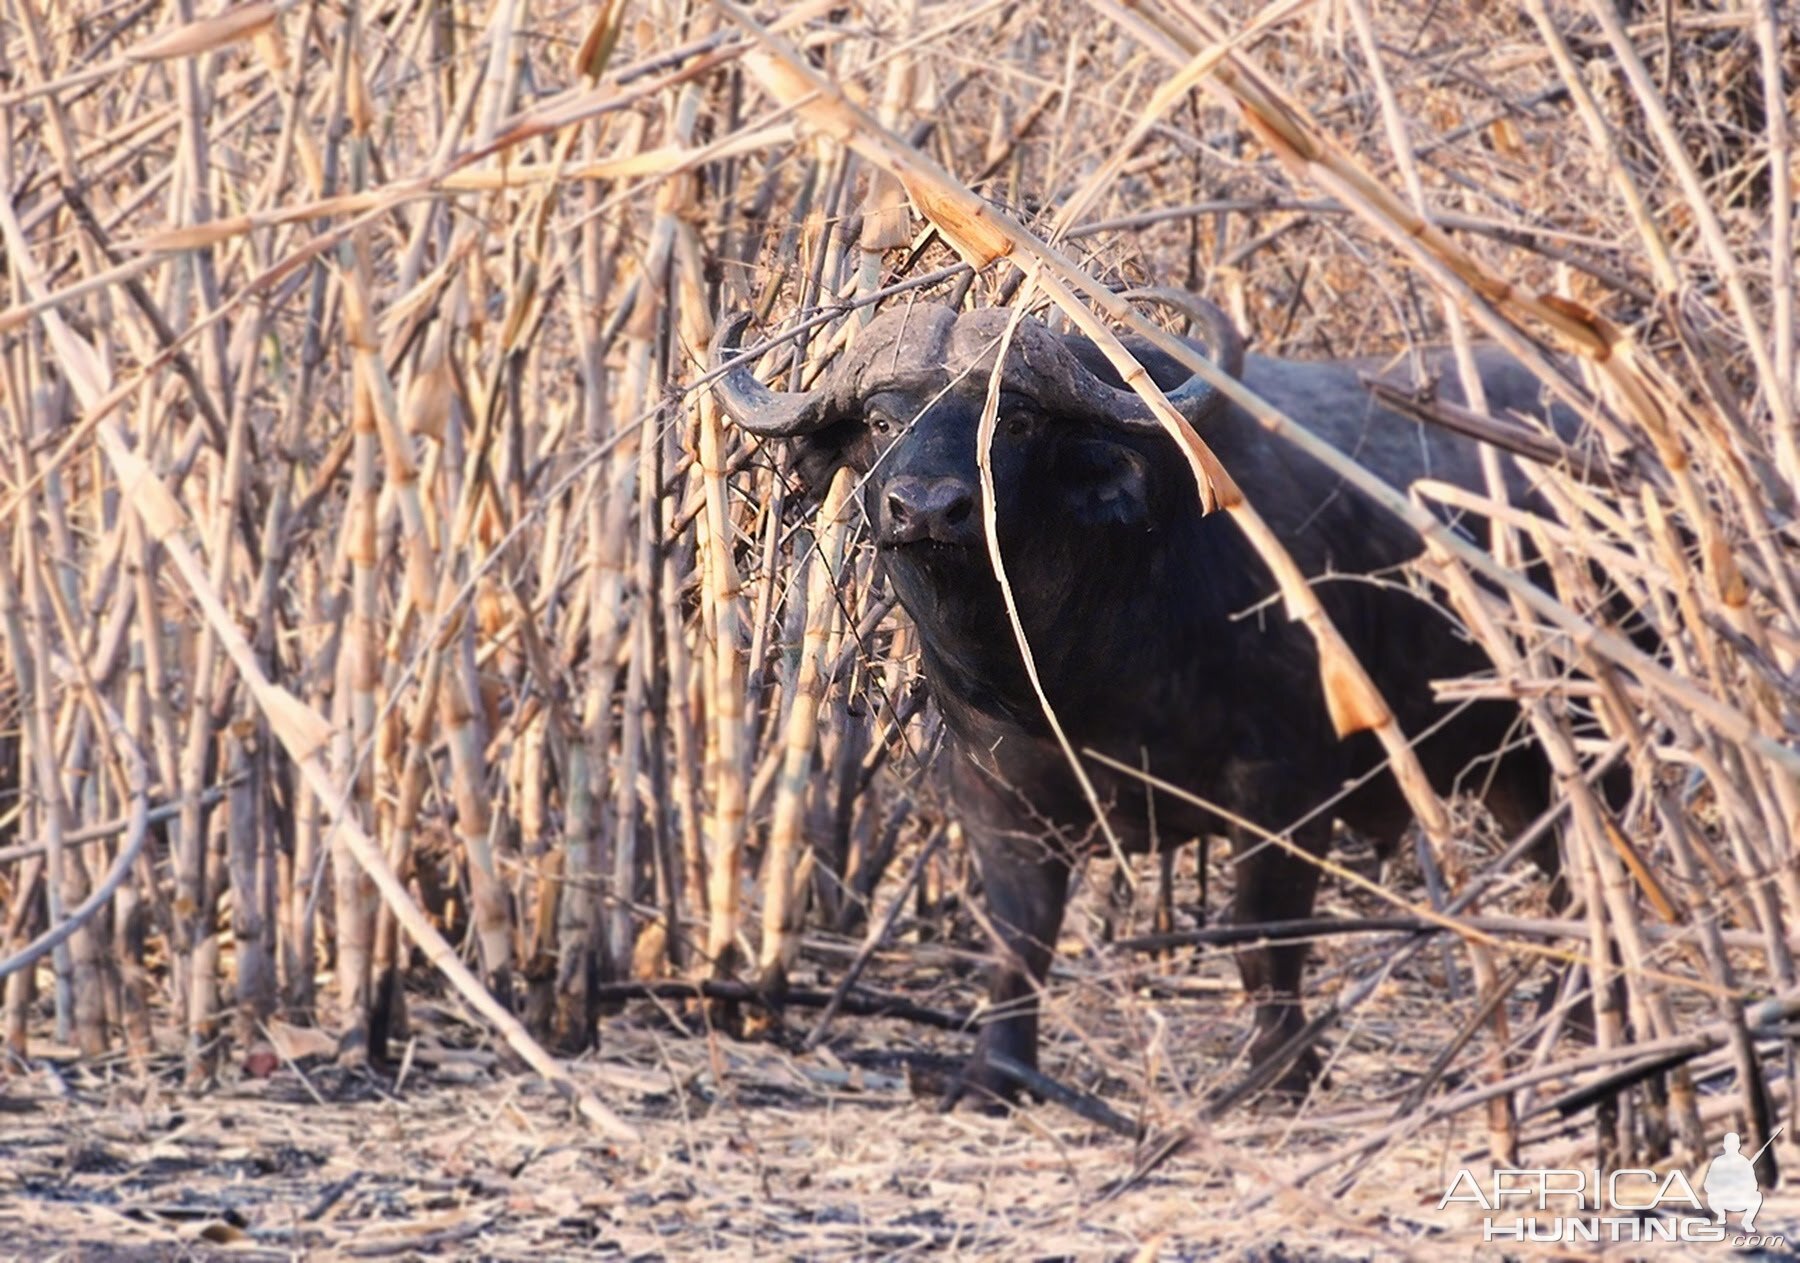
[5,862,1798,1262]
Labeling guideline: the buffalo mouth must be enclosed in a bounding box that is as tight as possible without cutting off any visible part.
[875,517,986,555]
[877,533,979,553]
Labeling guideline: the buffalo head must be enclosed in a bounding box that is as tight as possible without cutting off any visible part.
[708,301,1243,560]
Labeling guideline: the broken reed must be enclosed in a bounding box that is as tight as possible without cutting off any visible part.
[0,0,1795,1166]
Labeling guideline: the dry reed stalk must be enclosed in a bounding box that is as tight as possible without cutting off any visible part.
[693,363,750,978]
[115,594,156,1060]
[662,510,708,942]
[620,411,678,979]
[591,151,681,985]
[12,445,84,1052]
[556,705,603,1044]
[1756,0,1795,406]
[678,118,752,980]
[224,728,276,1049]
[592,402,647,991]
[333,207,410,1051]
[431,388,516,1008]
[439,604,513,999]
[372,643,449,1052]
[555,138,625,1042]
[368,327,459,1048]
[757,471,852,989]
[335,339,382,1061]
[0,203,89,1059]
[172,370,245,1086]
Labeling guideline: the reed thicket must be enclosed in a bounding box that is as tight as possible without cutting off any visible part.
[0,0,1794,1168]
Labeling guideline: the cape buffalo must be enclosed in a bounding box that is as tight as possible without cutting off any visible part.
[710,298,1563,1105]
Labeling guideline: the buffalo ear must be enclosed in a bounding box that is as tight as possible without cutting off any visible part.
[1062,440,1152,528]
[780,420,862,505]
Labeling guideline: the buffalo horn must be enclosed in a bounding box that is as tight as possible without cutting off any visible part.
[1078,291,1245,435]
[1120,289,1246,382]
[707,312,833,437]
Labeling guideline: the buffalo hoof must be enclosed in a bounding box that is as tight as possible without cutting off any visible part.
[1248,1036,1326,1102]
[939,1052,1029,1114]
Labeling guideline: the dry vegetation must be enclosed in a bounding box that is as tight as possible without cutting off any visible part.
[2,0,1799,1257]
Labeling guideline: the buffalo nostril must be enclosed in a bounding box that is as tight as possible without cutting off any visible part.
[882,477,973,544]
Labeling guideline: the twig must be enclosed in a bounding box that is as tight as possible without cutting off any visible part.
[592,978,971,1034]
[984,1050,1142,1138]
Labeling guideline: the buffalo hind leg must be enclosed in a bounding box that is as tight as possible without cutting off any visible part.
[1230,819,1330,1097]
[944,836,1071,1111]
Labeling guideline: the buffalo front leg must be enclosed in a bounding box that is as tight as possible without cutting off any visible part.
[944,830,1071,1110]
[1230,819,1329,1096]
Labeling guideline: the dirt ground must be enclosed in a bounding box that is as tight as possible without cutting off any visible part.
[6,865,1799,1262]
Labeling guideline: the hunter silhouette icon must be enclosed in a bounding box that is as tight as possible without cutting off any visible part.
[1704,1133,1762,1232]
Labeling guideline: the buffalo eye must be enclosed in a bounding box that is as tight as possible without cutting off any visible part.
[1003,412,1036,438]
[869,413,893,435]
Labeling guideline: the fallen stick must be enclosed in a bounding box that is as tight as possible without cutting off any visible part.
[1099,1128,1197,1202]
[592,977,971,1034]
[1113,912,1771,955]
[1114,916,1422,954]
[984,1050,1143,1139]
